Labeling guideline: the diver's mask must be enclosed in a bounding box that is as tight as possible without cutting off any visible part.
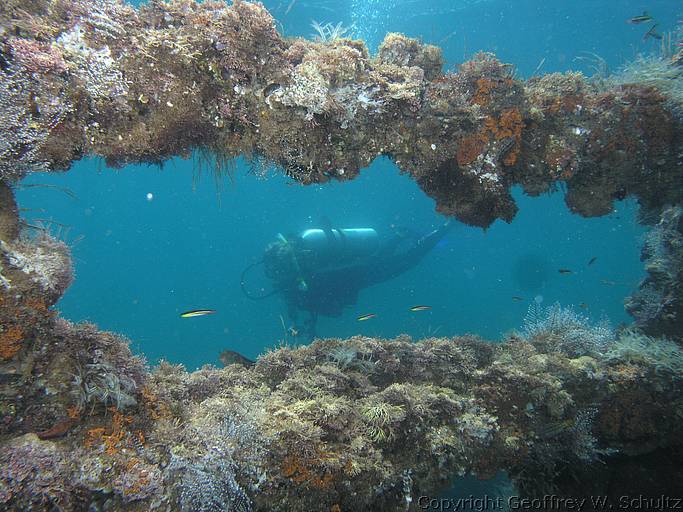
[263,233,308,292]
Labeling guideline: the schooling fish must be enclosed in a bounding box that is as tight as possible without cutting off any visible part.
[180,309,217,318]
[357,313,377,321]
[628,12,653,24]
[600,279,617,286]
[512,296,524,302]
[579,303,589,309]
[558,269,573,274]
[588,257,597,266]
[409,305,432,311]
[219,350,255,367]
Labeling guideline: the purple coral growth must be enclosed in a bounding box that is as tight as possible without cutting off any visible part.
[0,435,74,509]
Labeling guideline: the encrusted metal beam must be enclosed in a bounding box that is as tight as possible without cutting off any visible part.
[1,0,681,227]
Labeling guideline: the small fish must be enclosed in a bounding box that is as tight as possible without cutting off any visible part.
[558,269,573,274]
[357,313,377,321]
[36,418,75,440]
[409,305,432,312]
[180,309,216,318]
[219,350,255,367]
[579,303,588,309]
[512,296,524,302]
[588,257,597,266]
[627,12,653,24]
[600,279,616,286]
[643,24,662,41]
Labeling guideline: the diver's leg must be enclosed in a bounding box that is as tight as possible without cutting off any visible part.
[414,220,453,253]
[394,221,453,269]
[286,303,303,342]
[377,234,405,258]
[287,303,298,326]
[304,312,317,342]
[365,221,453,285]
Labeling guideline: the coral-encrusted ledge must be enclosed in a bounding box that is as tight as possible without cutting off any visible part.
[1,313,682,511]
[1,0,682,227]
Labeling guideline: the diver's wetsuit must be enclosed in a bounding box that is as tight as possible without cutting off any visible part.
[283,222,452,339]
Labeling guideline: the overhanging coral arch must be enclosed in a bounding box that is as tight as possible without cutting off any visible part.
[1,0,681,227]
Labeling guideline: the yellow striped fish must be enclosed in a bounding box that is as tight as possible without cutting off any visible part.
[409,305,431,312]
[180,309,216,318]
[357,313,377,321]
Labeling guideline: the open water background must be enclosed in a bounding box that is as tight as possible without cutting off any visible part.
[17,0,680,371]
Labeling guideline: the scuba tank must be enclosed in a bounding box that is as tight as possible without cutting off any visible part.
[260,227,379,295]
[300,228,379,263]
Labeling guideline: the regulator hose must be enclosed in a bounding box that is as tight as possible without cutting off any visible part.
[240,259,278,300]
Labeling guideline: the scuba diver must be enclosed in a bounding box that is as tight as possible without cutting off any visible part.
[241,220,453,340]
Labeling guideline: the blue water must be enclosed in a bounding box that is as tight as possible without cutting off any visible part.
[17,0,680,370]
